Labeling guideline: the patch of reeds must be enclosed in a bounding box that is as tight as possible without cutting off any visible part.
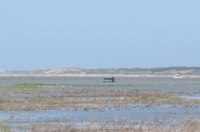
[12,83,159,87]
[1,85,200,110]
[16,118,200,132]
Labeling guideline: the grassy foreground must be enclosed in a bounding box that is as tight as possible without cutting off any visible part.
[13,118,200,132]
[1,83,200,131]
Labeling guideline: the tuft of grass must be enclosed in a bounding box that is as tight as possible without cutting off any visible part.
[11,83,57,88]
[0,125,11,132]
[5,83,60,94]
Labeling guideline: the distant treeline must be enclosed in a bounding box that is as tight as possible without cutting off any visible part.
[85,67,200,74]
[118,67,200,73]
[150,67,200,73]
[5,67,200,74]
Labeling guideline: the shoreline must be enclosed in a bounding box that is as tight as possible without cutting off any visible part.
[0,74,200,78]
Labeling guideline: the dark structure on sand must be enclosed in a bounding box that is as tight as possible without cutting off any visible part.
[103,77,115,82]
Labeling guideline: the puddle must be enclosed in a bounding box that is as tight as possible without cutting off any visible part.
[179,95,200,100]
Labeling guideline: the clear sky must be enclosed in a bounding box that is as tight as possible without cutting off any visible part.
[0,1,200,70]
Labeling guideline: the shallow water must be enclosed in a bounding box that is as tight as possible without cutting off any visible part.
[180,94,200,100]
[1,105,200,127]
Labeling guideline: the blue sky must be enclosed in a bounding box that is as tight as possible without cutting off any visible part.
[0,1,200,70]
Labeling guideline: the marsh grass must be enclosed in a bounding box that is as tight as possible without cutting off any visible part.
[1,83,200,131]
[0,83,200,110]
[0,125,11,132]
[11,83,162,88]
[10,83,200,89]
[16,118,200,132]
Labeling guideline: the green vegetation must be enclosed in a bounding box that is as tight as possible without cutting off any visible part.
[0,125,11,132]
[4,83,162,94]
[6,83,200,94]
[11,83,56,88]
[11,83,158,88]
[10,83,200,89]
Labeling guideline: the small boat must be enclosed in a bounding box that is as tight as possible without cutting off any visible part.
[173,74,182,78]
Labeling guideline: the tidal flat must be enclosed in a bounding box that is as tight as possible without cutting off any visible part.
[1,76,200,131]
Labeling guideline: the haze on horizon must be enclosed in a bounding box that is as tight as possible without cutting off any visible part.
[0,1,200,71]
